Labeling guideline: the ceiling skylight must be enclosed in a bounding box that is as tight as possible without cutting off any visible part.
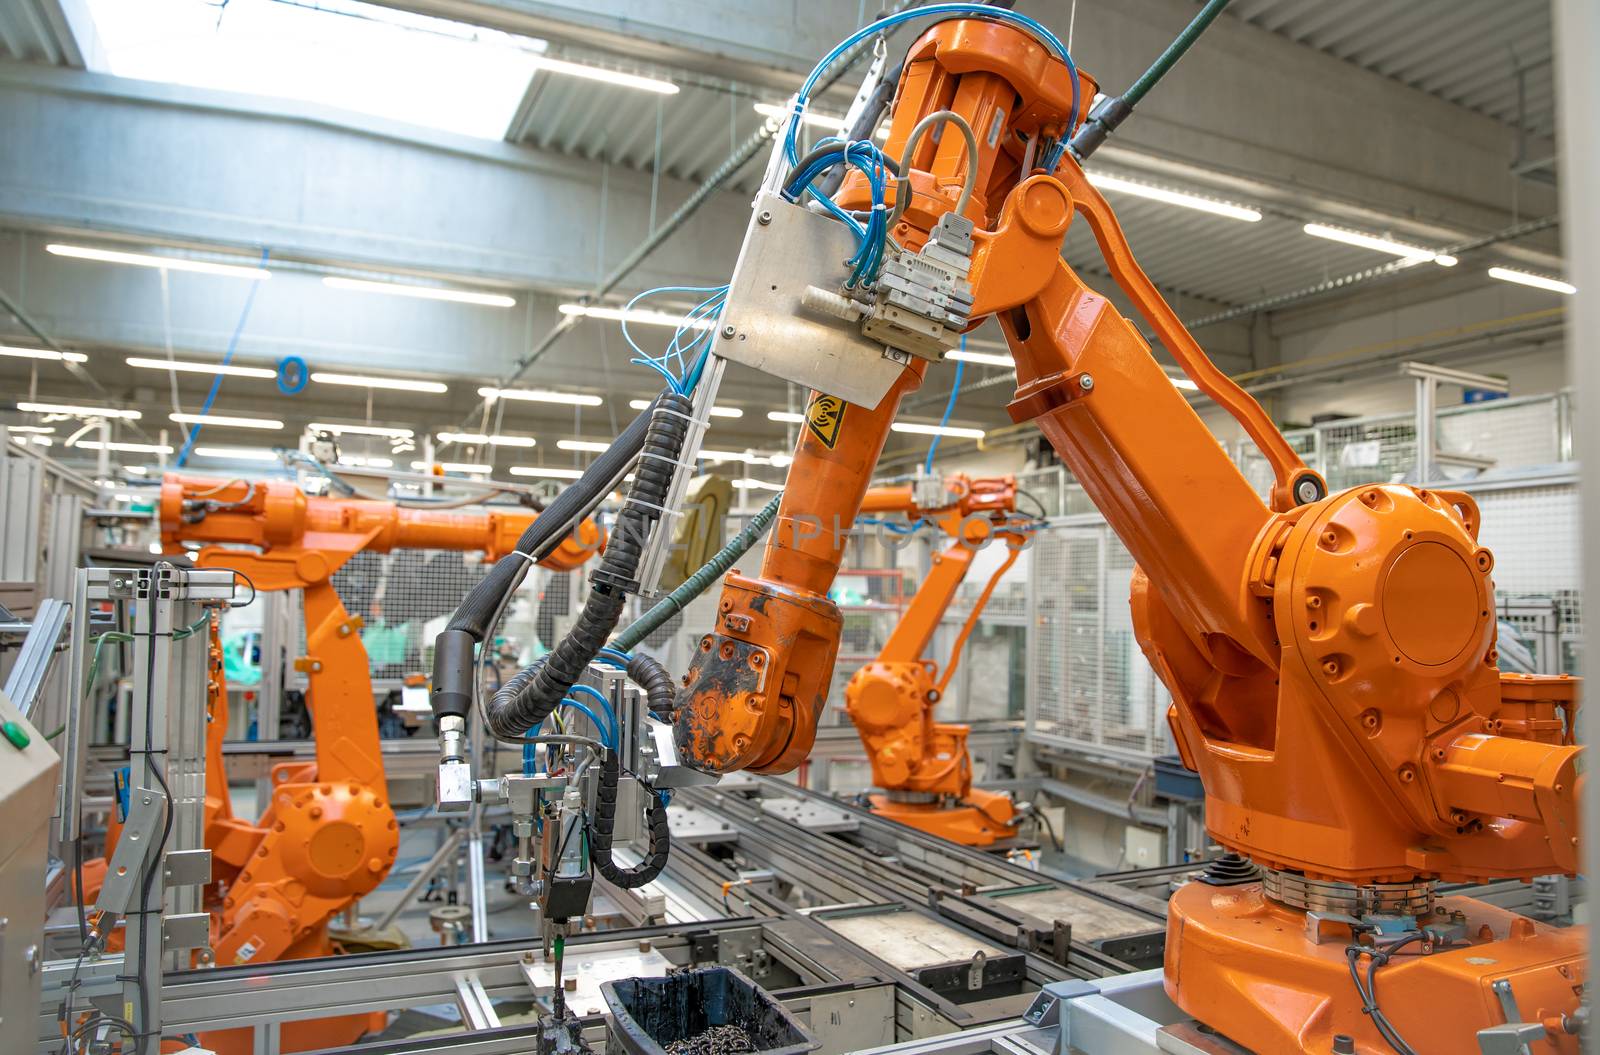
[85,0,546,140]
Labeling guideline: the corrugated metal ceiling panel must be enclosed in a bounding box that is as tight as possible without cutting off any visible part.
[502,16,1519,312]
[506,58,773,184]
[0,0,84,66]
[1225,0,1554,137]
[1064,193,1397,308]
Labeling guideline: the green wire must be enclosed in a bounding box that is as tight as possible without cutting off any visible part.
[1123,0,1233,107]
[66,612,214,741]
[609,491,784,654]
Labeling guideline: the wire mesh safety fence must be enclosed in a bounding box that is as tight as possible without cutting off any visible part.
[1233,391,1571,499]
[1024,522,1173,760]
[286,550,495,689]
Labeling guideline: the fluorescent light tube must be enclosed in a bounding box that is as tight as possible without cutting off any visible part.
[768,411,805,423]
[1302,224,1456,266]
[6,425,53,434]
[308,422,416,438]
[628,398,741,417]
[754,102,889,138]
[411,461,492,473]
[530,56,678,95]
[478,386,602,406]
[311,372,448,394]
[17,401,141,419]
[337,455,394,468]
[73,440,175,454]
[1486,266,1575,295]
[753,102,847,132]
[1170,376,1200,391]
[322,276,516,308]
[193,446,279,462]
[510,466,584,479]
[126,356,276,378]
[47,243,271,280]
[170,412,283,430]
[0,344,87,363]
[733,478,785,491]
[1088,173,1261,222]
[558,303,716,330]
[891,422,986,439]
[947,348,1014,368]
[700,449,765,464]
[557,439,611,453]
[436,432,537,447]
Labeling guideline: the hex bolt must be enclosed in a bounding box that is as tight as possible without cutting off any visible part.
[721,324,737,339]
[757,210,773,226]
[1078,373,1095,391]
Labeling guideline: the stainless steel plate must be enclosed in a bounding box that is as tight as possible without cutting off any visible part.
[716,193,910,410]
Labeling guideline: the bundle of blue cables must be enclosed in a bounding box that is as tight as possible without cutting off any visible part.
[620,283,729,396]
[522,684,620,775]
[781,137,896,288]
[781,4,1078,176]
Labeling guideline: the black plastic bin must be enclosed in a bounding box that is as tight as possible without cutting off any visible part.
[601,966,819,1055]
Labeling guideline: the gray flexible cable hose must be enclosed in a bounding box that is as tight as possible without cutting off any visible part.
[889,109,980,228]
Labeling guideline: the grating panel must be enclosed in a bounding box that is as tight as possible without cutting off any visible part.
[1318,417,1416,491]
[1026,525,1170,761]
[1436,399,1561,472]
[1236,395,1566,497]
[1475,482,1581,677]
[291,550,497,683]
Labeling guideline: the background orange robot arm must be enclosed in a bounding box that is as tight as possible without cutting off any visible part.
[153,474,604,971]
[844,475,1028,846]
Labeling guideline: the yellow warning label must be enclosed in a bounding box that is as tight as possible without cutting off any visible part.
[805,394,846,449]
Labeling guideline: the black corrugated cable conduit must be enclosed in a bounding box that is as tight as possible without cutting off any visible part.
[429,391,667,724]
[482,393,693,742]
[625,653,678,717]
[590,753,671,888]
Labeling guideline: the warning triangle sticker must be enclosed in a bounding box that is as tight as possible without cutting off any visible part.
[805,394,846,449]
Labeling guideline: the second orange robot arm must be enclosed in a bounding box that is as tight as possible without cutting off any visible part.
[158,474,603,964]
[845,477,1026,798]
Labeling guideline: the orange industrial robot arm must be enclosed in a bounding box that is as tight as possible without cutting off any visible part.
[157,474,603,972]
[845,475,1029,846]
[678,16,1584,1052]
[681,12,1581,881]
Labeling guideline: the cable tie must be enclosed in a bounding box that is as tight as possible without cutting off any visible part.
[627,497,685,520]
[651,406,712,429]
[636,450,698,472]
